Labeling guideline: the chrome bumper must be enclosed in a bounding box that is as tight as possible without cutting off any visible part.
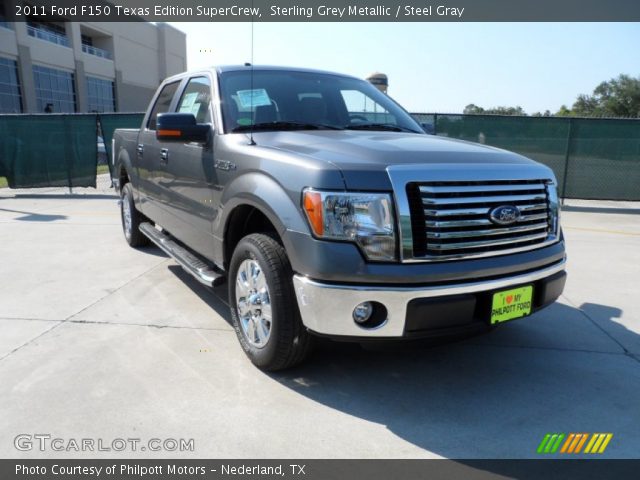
[292,259,566,338]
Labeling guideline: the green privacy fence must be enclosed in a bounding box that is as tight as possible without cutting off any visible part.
[412,114,640,201]
[1,113,639,200]
[0,114,98,188]
[0,113,144,189]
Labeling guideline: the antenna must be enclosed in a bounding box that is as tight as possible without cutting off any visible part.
[248,0,256,145]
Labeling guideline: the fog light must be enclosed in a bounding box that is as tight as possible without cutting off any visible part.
[353,302,373,324]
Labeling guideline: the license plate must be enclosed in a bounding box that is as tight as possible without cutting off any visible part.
[490,286,533,324]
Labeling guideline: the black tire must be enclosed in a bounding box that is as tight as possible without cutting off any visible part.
[120,182,150,248]
[229,233,313,371]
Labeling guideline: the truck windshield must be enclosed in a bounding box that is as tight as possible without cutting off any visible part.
[218,69,424,134]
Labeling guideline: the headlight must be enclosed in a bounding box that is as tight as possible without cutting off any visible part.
[302,189,397,261]
[546,180,560,236]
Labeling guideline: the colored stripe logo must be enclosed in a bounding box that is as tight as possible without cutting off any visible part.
[537,433,613,454]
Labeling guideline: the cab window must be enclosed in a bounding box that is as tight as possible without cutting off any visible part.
[147,81,180,130]
[176,76,212,124]
[341,89,396,125]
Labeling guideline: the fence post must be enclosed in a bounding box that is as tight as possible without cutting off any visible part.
[560,117,573,204]
[433,113,438,135]
[63,116,74,195]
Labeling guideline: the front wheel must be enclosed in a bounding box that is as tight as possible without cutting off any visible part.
[229,233,313,371]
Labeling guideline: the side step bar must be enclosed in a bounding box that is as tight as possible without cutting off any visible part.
[139,222,225,287]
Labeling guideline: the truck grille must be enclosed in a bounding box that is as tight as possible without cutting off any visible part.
[407,180,553,259]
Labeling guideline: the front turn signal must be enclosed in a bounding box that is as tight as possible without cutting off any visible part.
[303,190,323,236]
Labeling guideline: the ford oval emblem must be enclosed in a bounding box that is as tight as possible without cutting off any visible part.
[489,205,521,225]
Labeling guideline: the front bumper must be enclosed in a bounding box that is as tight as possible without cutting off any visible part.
[293,259,566,339]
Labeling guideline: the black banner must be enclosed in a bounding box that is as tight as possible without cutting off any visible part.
[5,0,640,22]
[3,460,640,480]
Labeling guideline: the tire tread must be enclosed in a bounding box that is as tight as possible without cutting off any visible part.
[121,182,150,248]
[230,233,313,371]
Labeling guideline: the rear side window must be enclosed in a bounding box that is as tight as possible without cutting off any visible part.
[147,81,180,130]
[176,76,212,124]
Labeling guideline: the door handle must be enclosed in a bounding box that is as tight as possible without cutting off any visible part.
[136,144,144,156]
[160,148,169,164]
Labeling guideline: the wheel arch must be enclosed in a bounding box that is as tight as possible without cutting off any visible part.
[218,172,310,270]
[114,146,133,191]
[223,202,285,271]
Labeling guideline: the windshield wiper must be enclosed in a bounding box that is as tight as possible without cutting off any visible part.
[232,121,344,132]
[345,123,419,133]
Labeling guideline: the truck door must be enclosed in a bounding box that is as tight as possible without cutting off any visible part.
[159,75,217,259]
[137,80,181,224]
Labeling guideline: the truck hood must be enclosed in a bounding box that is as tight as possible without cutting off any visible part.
[252,130,542,190]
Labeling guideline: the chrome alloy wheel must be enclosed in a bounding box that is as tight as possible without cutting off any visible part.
[235,259,272,348]
[122,197,132,238]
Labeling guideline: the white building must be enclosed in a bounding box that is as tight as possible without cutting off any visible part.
[0,8,186,113]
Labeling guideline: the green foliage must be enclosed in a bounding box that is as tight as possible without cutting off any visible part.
[556,105,573,117]
[464,74,639,118]
[557,74,640,118]
[463,103,484,114]
[463,104,527,116]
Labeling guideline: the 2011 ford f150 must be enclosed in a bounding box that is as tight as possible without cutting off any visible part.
[112,65,567,371]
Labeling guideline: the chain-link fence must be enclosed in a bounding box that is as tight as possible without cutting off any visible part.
[412,113,640,201]
[1,112,639,200]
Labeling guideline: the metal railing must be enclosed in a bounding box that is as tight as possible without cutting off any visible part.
[27,26,70,47]
[82,44,113,60]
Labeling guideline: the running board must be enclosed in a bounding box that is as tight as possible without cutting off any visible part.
[139,222,225,287]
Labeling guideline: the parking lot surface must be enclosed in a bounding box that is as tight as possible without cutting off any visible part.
[1,187,639,459]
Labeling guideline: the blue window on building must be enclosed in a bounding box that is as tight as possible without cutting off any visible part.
[0,57,22,113]
[33,65,76,113]
[87,76,115,112]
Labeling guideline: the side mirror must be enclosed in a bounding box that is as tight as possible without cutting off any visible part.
[421,122,435,135]
[156,113,210,143]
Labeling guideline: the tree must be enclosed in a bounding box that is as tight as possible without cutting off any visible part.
[463,104,485,114]
[557,74,640,117]
[572,94,601,116]
[556,105,573,117]
[463,104,527,116]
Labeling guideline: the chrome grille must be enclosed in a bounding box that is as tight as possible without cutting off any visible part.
[408,180,553,259]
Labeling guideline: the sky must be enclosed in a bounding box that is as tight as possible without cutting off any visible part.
[168,22,640,114]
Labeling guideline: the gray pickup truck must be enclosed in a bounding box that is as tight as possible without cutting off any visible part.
[112,65,566,370]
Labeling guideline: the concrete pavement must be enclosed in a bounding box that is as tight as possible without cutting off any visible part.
[0,189,639,459]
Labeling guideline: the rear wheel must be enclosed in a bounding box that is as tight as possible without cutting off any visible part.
[229,233,313,371]
[120,182,150,248]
